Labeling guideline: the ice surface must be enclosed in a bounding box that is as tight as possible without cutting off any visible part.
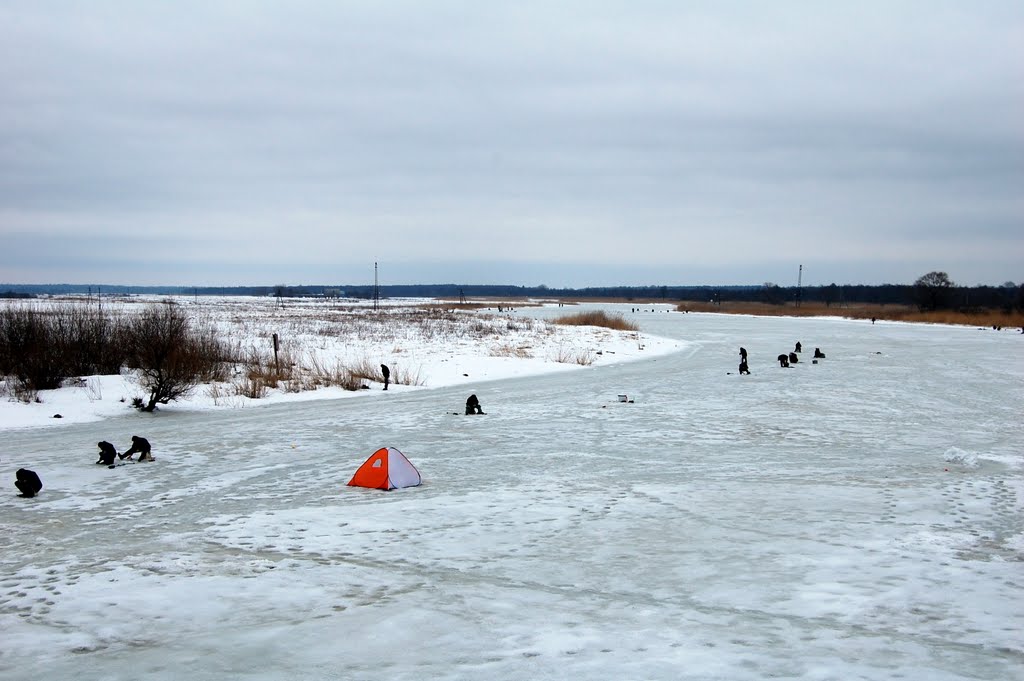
[2,306,1022,680]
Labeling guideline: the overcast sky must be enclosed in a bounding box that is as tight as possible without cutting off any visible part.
[1,1,1021,288]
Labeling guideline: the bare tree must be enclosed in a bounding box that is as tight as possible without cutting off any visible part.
[913,271,955,311]
[124,303,225,411]
[761,282,783,305]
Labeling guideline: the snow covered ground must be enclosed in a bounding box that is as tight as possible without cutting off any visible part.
[2,301,1022,680]
[0,296,682,429]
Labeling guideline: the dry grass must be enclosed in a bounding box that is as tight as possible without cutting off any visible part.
[551,345,595,366]
[553,310,639,332]
[677,301,1024,328]
[490,343,534,358]
[347,357,386,384]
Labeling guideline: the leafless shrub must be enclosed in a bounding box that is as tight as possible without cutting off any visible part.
[82,377,102,402]
[123,303,229,411]
[574,350,595,366]
[10,381,38,404]
[0,303,130,392]
[295,353,361,391]
[391,363,424,387]
[206,381,224,405]
[335,371,366,391]
[552,345,595,366]
[347,357,386,384]
[239,344,297,390]
[232,374,269,399]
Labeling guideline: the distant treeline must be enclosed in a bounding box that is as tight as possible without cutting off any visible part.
[1,281,1022,311]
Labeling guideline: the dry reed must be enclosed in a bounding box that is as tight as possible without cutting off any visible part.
[677,301,1024,328]
[553,310,639,331]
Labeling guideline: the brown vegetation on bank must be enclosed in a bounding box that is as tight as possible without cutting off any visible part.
[553,309,639,331]
[675,301,1024,328]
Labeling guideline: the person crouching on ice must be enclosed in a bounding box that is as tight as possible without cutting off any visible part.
[121,435,154,462]
[96,441,118,466]
[15,469,43,498]
[465,394,485,415]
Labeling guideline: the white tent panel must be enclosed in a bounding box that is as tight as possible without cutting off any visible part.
[386,447,422,488]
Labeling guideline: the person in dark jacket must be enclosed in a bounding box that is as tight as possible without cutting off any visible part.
[738,359,750,375]
[813,347,826,359]
[777,354,790,367]
[15,469,42,498]
[381,364,390,391]
[739,347,748,362]
[96,441,118,466]
[465,394,485,415]
[120,436,153,462]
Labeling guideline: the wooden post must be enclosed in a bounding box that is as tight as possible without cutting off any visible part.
[272,333,280,374]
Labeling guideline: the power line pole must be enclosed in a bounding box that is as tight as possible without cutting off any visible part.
[373,262,379,311]
[796,264,803,307]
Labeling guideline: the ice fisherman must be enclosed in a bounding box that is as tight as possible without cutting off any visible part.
[15,468,42,498]
[739,347,748,362]
[96,441,118,466]
[121,436,153,462]
[381,364,390,391]
[739,359,750,375]
[465,394,485,415]
[814,347,826,359]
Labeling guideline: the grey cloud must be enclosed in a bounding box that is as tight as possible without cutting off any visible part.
[1,1,1021,286]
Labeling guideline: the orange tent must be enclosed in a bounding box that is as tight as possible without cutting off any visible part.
[347,447,422,490]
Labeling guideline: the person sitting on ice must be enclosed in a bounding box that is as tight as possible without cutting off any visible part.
[788,352,799,364]
[15,468,42,498]
[96,441,118,466]
[813,347,826,359]
[465,394,485,415]
[120,435,154,462]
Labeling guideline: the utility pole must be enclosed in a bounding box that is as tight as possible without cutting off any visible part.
[796,264,803,307]
[373,262,379,311]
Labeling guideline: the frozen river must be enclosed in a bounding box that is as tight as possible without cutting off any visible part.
[2,308,1022,680]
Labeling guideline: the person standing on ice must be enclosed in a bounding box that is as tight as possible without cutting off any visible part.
[381,364,390,391]
[120,435,154,462]
[465,394,485,415]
